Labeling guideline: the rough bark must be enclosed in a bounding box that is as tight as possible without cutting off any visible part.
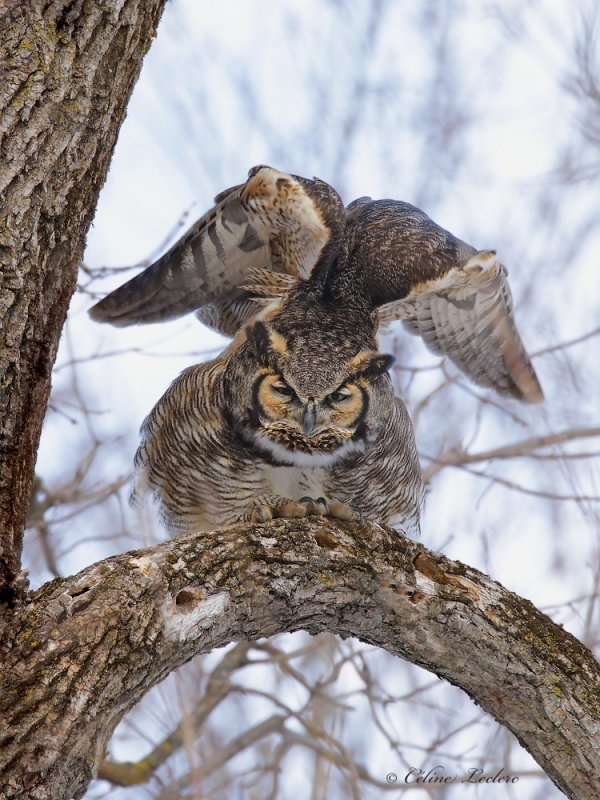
[0,518,598,800]
[0,0,167,605]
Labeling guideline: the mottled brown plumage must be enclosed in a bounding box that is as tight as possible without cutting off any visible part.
[134,283,423,536]
[90,165,543,402]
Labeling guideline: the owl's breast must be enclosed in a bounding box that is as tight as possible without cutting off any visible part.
[260,463,328,500]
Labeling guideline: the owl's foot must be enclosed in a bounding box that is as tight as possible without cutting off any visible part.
[300,496,358,522]
[249,499,308,523]
[249,496,358,524]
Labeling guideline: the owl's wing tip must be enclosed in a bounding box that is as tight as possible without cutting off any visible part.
[88,297,137,327]
[511,377,544,404]
[523,391,544,404]
[87,294,171,327]
[87,299,113,324]
[521,376,544,403]
[501,332,544,403]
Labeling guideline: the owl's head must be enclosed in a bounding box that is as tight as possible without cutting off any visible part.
[226,284,394,466]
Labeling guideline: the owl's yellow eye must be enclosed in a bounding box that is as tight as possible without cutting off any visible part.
[327,387,351,403]
[272,380,295,399]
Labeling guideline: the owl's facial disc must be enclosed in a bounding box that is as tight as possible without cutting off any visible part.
[251,369,375,464]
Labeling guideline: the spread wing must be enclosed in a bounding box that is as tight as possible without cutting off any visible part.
[345,199,543,403]
[377,252,543,402]
[89,166,340,330]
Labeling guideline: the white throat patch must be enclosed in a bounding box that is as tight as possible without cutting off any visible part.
[249,430,364,467]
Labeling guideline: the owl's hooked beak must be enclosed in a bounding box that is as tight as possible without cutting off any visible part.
[302,400,316,437]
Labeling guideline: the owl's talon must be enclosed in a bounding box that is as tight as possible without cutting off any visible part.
[296,496,320,516]
[298,495,355,521]
[315,496,329,515]
[276,500,309,519]
[250,504,274,523]
[249,497,359,524]
[325,499,360,522]
[299,496,329,517]
[303,499,322,516]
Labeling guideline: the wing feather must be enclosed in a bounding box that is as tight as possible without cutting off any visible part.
[88,184,271,327]
[89,166,338,330]
[379,254,543,402]
[195,290,268,337]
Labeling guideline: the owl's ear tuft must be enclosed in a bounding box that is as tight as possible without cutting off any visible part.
[351,351,395,382]
[245,321,271,363]
[245,321,288,363]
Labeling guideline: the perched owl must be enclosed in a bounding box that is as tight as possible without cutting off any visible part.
[133,281,424,536]
[90,165,543,403]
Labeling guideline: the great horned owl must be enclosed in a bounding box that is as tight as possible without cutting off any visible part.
[134,281,423,536]
[90,165,543,403]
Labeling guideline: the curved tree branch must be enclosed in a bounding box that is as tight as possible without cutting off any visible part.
[0,518,598,800]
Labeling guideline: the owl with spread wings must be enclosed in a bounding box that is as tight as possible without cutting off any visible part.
[90,165,543,403]
[89,167,544,536]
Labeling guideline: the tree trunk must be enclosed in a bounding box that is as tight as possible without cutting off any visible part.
[0,518,598,800]
[0,0,167,606]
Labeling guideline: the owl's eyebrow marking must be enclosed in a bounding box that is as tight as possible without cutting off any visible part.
[268,330,288,355]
